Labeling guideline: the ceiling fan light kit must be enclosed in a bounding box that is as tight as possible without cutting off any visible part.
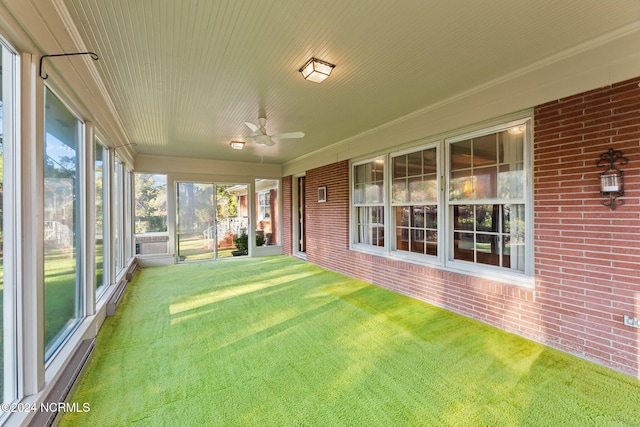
[299,58,335,83]
[244,117,305,146]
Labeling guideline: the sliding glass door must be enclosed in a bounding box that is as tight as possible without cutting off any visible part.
[177,183,215,261]
[176,183,248,261]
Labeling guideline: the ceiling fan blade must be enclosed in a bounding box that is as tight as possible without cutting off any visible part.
[245,122,260,133]
[272,131,305,139]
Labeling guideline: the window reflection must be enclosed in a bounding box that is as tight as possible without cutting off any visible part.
[391,147,438,257]
[44,88,83,359]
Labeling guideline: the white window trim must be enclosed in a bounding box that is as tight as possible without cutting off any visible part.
[444,118,533,284]
[349,116,534,287]
[350,156,387,255]
[389,141,443,267]
[43,86,87,363]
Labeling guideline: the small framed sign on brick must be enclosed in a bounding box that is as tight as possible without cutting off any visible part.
[318,186,327,203]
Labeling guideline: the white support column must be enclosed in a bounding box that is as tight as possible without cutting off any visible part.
[2,41,20,405]
[21,52,45,396]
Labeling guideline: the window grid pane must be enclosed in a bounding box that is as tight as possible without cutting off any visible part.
[450,129,524,201]
[452,203,525,271]
[391,147,438,257]
[448,124,527,272]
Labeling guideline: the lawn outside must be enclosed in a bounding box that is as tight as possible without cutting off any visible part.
[177,234,237,261]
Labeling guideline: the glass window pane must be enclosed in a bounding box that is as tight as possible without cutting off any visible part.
[451,140,471,170]
[498,163,524,199]
[476,234,500,266]
[453,205,474,231]
[176,183,215,261]
[365,183,383,203]
[353,159,386,249]
[372,225,384,246]
[125,171,133,261]
[372,159,384,181]
[134,173,167,233]
[396,206,409,227]
[474,166,497,199]
[473,134,497,167]
[498,130,524,163]
[353,183,364,205]
[393,155,406,179]
[423,176,438,201]
[354,164,366,185]
[425,230,438,256]
[423,148,437,174]
[454,232,474,261]
[44,88,83,358]
[449,169,472,201]
[372,206,384,225]
[411,206,425,228]
[396,227,409,251]
[114,160,123,269]
[411,233,425,254]
[425,205,438,228]
[256,179,279,246]
[216,184,247,258]
[407,151,422,176]
[392,178,408,203]
[408,177,426,203]
[476,204,498,233]
[95,142,107,292]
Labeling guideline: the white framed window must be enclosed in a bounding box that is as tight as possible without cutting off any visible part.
[349,118,532,283]
[446,120,530,277]
[351,157,386,250]
[258,191,270,221]
[114,159,124,271]
[255,179,280,246]
[43,87,86,361]
[95,140,109,297]
[134,173,167,234]
[391,143,440,261]
[124,169,134,262]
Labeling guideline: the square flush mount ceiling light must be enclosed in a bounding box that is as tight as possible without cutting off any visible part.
[230,141,245,150]
[299,58,335,83]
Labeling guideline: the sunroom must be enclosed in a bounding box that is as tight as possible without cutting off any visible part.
[1,1,640,426]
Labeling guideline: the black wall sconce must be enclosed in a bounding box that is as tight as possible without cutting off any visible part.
[597,148,628,210]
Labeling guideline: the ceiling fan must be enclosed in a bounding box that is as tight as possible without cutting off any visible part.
[244,117,305,146]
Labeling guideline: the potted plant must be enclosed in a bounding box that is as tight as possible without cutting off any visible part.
[232,232,248,256]
[232,231,266,256]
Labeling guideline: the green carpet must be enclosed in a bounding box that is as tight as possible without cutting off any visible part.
[60,256,640,426]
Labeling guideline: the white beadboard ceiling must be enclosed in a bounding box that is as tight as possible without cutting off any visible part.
[60,0,640,165]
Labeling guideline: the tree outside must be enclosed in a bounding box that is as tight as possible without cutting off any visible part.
[135,173,167,233]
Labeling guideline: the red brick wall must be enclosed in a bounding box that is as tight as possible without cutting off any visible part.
[284,77,640,377]
[533,77,640,372]
[305,161,350,269]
